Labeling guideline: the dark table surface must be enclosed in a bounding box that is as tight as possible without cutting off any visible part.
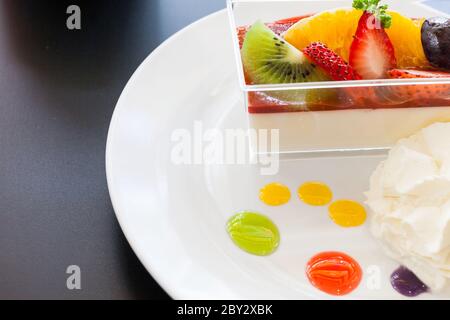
[0,0,224,299]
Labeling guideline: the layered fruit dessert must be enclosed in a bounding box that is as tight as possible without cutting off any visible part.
[231,0,450,152]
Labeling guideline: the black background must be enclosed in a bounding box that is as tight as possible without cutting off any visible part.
[0,0,224,299]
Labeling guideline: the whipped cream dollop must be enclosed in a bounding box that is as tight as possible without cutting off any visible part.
[366,122,450,291]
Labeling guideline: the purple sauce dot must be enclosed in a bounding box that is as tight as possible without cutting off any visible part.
[391,266,429,297]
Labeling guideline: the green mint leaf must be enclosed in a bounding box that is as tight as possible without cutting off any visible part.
[380,12,392,28]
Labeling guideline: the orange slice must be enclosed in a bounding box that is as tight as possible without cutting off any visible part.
[386,12,428,68]
[283,8,362,62]
[284,9,429,68]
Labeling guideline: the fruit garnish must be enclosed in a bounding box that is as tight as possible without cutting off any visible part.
[303,42,372,106]
[303,42,362,81]
[421,17,450,70]
[242,21,330,85]
[284,8,363,62]
[352,0,392,28]
[349,2,397,79]
[386,12,428,68]
[237,15,312,49]
[241,21,332,104]
[377,68,450,104]
[284,6,429,69]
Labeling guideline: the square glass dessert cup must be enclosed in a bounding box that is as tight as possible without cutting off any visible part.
[228,0,450,154]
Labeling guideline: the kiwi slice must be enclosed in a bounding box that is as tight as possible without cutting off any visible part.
[241,21,332,105]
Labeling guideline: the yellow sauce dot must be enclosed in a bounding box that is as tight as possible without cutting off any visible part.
[298,182,333,206]
[259,183,291,206]
[328,200,367,227]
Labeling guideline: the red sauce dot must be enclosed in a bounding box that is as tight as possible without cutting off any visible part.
[306,251,362,296]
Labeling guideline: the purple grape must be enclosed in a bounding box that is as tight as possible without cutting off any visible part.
[421,17,450,70]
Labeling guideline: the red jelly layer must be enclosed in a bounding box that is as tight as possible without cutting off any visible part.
[247,88,450,113]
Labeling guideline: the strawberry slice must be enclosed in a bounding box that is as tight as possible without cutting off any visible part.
[303,42,362,81]
[303,42,372,106]
[349,11,397,79]
[377,68,450,104]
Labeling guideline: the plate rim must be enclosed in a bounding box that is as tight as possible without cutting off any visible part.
[105,9,226,300]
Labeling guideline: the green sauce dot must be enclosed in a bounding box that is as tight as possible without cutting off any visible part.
[226,211,280,256]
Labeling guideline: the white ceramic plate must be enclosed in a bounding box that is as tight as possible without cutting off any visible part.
[106,7,449,299]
